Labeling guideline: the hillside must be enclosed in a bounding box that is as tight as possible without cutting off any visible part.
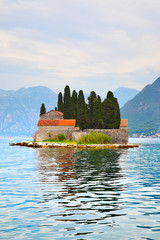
[0,86,58,136]
[114,87,139,108]
[121,77,160,136]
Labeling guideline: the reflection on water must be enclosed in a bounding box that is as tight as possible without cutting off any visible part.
[0,138,160,240]
[36,148,126,228]
[37,148,77,183]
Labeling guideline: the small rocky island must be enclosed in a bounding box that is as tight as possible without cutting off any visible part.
[11,86,140,149]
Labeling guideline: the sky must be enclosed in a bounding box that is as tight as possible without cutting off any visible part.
[0,0,160,97]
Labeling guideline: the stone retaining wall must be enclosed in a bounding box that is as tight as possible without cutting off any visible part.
[36,126,128,144]
[72,128,128,144]
[35,126,79,141]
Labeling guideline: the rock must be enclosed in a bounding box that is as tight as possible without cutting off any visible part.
[10,141,140,149]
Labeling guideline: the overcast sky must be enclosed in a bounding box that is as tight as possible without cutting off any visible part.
[0,0,160,97]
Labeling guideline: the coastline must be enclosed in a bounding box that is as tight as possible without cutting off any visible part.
[10,141,140,149]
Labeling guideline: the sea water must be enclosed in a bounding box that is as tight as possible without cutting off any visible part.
[0,138,160,240]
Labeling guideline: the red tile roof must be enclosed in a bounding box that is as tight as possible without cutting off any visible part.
[55,110,63,115]
[120,119,128,127]
[37,119,75,126]
[41,109,63,116]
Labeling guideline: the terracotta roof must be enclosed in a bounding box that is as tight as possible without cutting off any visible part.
[41,109,63,116]
[120,119,128,127]
[38,119,75,126]
[55,110,63,115]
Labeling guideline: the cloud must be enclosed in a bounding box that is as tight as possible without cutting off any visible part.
[0,0,160,94]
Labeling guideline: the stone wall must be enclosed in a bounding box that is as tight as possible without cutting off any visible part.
[72,128,129,144]
[36,125,128,144]
[35,126,79,141]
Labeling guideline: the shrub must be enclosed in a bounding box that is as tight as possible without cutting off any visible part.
[78,134,86,144]
[57,133,66,141]
[78,132,111,144]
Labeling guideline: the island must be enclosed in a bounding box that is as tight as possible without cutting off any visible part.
[11,86,140,149]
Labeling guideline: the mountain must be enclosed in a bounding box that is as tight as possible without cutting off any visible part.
[121,77,160,136]
[114,87,139,108]
[0,86,58,136]
[0,89,15,95]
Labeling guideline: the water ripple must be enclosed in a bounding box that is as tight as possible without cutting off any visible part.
[0,139,160,239]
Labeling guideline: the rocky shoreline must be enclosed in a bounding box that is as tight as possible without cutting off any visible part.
[10,141,140,149]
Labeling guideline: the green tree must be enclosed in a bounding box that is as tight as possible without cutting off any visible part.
[87,91,97,128]
[57,92,63,113]
[107,91,114,101]
[102,91,121,129]
[107,91,121,128]
[71,90,78,119]
[40,103,46,116]
[102,98,114,128]
[63,85,72,119]
[92,95,103,128]
[113,97,121,128]
[77,90,87,130]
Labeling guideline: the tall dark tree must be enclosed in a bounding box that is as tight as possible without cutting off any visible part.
[63,85,72,119]
[40,103,46,116]
[92,95,103,128]
[102,91,121,129]
[107,91,121,128]
[107,91,114,101]
[77,90,87,130]
[57,92,63,113]
[102,98,114,128]
[87,91,97,128]
[71,90,78,119]
[113,97,121,128]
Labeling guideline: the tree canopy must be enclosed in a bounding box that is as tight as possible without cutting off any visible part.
[63,85,72,119]
[57,92,63,113]
[71,90,78,119]
[77,90,87,130]
[40,103,46,116]
[57,86,121,130]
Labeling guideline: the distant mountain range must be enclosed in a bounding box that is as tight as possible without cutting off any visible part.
[0,81,159,137]
[121,77,160,136]
[0,86,58,136]
[114,87,139,108]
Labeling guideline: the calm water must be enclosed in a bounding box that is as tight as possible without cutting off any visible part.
[0,138,160,240]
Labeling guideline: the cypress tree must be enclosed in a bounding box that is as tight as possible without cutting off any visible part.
[77,90,87,130]
[71,90,78,119]
[57,92,63,113]
[63,85,72,119]
[113,97,121,128]
[102,91,121,129]
[88,91,97,128]
[40,103,46,116]
[107,91,121,128]
[92,95,103,128]
[107,91,114,101]
[102,97,114,128]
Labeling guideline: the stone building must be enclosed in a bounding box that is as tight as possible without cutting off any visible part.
[40,110,63,120]
[35,110,77,141]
